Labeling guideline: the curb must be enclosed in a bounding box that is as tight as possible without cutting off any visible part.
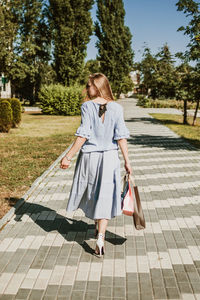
[0,143,73,231]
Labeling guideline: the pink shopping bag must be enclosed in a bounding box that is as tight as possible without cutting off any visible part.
[121,173,134,216]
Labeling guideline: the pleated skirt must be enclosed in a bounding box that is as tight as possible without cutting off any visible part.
[66,149,122,220]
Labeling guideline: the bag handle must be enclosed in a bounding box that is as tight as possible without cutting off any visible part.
[128,173,136,187]
[121,172,136,187]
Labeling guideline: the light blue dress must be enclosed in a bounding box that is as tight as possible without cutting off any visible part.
[66,100,130,220]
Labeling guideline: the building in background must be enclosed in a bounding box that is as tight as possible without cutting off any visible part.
[130,70,140,93]
[0,73,11,98]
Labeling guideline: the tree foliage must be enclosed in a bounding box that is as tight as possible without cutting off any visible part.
[1,0,135,103]
[0,0,52,105]
[134,47,157,96]
[154,44,177,99]
[95,0,134,97]
[176,0,200,124]
[0,0,18,74]
[49,0,94,86]
[80,59,101,85]
[137,44,177,99]
[176,0,200,61]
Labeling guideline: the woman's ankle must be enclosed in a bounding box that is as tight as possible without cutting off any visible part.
[98,232,105,239]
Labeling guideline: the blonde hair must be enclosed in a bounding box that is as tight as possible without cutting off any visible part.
[82,73,114,103]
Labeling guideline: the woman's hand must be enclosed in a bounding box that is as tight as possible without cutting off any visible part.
[60,156,71,169]
[59,137,86,170]
[124,161,132,175]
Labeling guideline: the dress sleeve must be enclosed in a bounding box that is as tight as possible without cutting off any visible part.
[75,103,91,139]
[114,106,130,140]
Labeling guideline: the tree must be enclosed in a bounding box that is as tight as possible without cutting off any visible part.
[176,0,200,124]
[135,46,158,96]
[12,0,51,104]
[80,59,101,85]
[137,45,176,100]
[176,0,200,61]
[175,58,194,124]
[0,1,18,75]
[49,0,94,86]
[154,44,177,99]
[95,0,134,98]
[0,0,52,105]
[191,63,200,125]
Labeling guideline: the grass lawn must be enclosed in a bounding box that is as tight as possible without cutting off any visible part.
[150,113,200,149]
[0,112,80,219]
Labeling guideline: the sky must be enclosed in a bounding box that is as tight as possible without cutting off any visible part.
[85,0,192,66]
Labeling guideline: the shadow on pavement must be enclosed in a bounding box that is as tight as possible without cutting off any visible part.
[126,117,161,124]
[125,117,199,151]
[14,200,127,256]
[127,134,198,151]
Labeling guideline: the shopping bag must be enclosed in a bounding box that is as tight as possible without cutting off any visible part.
[121,173,146,230]
[121,173,134,216]
[129,174,146,230]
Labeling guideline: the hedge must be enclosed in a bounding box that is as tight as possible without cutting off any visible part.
[38,84,84,115]
[0,98,22,132]
[0,100,13,132]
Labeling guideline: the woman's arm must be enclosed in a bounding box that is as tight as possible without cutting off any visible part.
[117,138,132,174]
[60,103,91,169]
[117,138,129,163]
[60,136,87,169]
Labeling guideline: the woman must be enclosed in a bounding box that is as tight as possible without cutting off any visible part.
[60,73,132,257]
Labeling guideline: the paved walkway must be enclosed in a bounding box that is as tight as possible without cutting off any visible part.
[141,107,200,118]
[0,98,200,300]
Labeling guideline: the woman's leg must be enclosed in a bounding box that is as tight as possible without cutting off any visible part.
[98,219,108,237]
[94,219,98,237]
[95,218,108,254]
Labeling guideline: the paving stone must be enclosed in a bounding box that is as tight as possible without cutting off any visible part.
[175,271,189,282]
[112,286,126,298]
[71,290,85,300]
[163,276,178,288]
[28,289,44,300]
[178,281,193,293]
[73,281,87,291]
[99,286,112,297]
[42,296,55,300]
[44,284,59,296]
[153,287,167,299]
[126,293,139,300]
[86,281,100,291]
[100,276,112,286]
[84,292,99,300]
[0,295,15,300]
[15,288,31,300]
[113,277,125,287]
[140,292,154,300]
[57,285,72,297]
[190,282,200,293]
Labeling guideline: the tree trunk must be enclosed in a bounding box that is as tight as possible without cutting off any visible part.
[192,98,200,126]
[29,86,35,106]
[183,99,188,124]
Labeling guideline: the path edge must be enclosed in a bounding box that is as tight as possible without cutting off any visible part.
[0,143,73,230]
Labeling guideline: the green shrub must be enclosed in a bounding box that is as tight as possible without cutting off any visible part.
[38,84,84,115]
[0,100,13,132]
[10,98,21,127]
[136,95,149,107]
[0,98,22,127]
[137,97,196,110]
